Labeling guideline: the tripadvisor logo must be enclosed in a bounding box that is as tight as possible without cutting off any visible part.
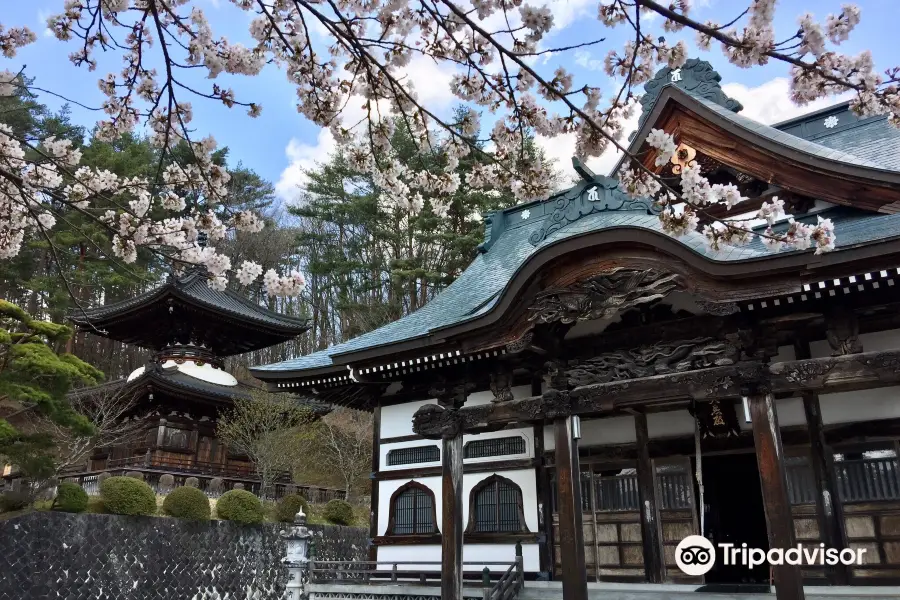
[675,535,866,576]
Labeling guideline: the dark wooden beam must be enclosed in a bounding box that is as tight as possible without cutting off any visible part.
[368,403,382,562]
[749,392,805,600]
[635,413,665,583]
[414,349,900,432]
[554,416,588,600]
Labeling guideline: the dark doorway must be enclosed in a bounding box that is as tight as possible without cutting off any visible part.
[696,452,770,584]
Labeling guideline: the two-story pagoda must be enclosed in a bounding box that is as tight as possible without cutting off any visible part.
[253,60,900,600]
[63,267,336,500]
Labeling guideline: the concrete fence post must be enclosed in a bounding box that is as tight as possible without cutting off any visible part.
[281,508,312,600]
[482,567,492,600]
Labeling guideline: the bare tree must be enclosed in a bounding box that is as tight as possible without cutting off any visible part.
[30,385,144,475]
[217,389,317,498]
[319,408,373,501]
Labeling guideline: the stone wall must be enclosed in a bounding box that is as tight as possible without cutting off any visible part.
[0,512,368,600]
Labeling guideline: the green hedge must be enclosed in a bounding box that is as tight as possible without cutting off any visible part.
[216,489,264,524]
[275,494,308,523]
[54,482,89,513]
[0,490,30,511]
[100,476,157,516]
[162,486,210,520]
[323,499,354,526]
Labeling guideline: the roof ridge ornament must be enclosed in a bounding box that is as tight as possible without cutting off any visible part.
[632,58,744,139]
[528,158,660,246]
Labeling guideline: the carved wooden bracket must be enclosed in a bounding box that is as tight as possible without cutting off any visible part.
[826,307,863,356]
[428,378,476,409]
[489,369,514,403]
[528,268,682,325]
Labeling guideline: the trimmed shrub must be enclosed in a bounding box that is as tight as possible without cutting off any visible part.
[275,494,308,523]
[0,490,30,511]
[323,499,354,526]
[185,476,199,488]
[216,489,264,524]
[53,482,89,513]
[163,486,210,520]
[100,476,157,516]
[159,474,175,493]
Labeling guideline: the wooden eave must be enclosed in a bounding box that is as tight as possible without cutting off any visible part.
[627,86,900,213]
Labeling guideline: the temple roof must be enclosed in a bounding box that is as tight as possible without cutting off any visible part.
[70,268,310,356]
[71,363,331,414]
[252,61,900,380]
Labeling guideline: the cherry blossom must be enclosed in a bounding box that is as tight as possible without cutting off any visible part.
[0,0,897,298]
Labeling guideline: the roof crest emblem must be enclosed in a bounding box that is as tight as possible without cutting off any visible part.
[528,158,660,246]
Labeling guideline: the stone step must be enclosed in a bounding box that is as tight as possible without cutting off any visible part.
[519,582,899,600]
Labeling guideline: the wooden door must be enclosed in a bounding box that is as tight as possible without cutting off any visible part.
[197,436,216,466]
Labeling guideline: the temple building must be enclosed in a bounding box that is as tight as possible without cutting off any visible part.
[252,60,900,600]
[60,266,338,501]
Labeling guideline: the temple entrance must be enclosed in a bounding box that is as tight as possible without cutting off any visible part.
[699,452,770,585]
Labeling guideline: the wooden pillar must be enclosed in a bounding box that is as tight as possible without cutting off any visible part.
[554,415,588,600]
[635,412,665,583]
[368,403,382,562]
[442,431,464,600]
[749,392,806,600]
[801,392,850,585]
[532,376,554,577]
[794,339,849,585]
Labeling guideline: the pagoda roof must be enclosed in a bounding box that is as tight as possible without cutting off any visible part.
[70,268,310,356]
[252,62,900,381]
[71,363,331,414]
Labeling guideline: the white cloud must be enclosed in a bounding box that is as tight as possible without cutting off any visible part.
[36,10,53,37]
[536,107,640,187]
[722,77,850,125]
[574,49,604,72]
[275,129,337,204]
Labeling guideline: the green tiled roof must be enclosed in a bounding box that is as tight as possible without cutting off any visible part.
[253,201,900,375]
[253,70,900,377]
[773,104,900,172]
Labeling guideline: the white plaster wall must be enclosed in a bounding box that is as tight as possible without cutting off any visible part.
[543,412,702,451]
[379,426,534,472]
[647,409,696,438]
[809,328,900,358]
[380,386,532,439]
[377,469,538,538]
[375,543,541,572]
[819,386,900,425]
[381,399,432,439]
[774,344,796,362]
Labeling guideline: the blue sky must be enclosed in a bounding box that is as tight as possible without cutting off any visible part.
[3,0,897,202]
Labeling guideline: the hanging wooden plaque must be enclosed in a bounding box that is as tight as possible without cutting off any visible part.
[694,398,741,439]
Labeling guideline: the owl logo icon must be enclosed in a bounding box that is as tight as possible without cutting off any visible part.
[675,535,716,576]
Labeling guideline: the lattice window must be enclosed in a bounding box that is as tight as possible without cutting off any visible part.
[386,445,440,466]
[467,475,528,533]
[464,436,526,459]
[388,482,438,535]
